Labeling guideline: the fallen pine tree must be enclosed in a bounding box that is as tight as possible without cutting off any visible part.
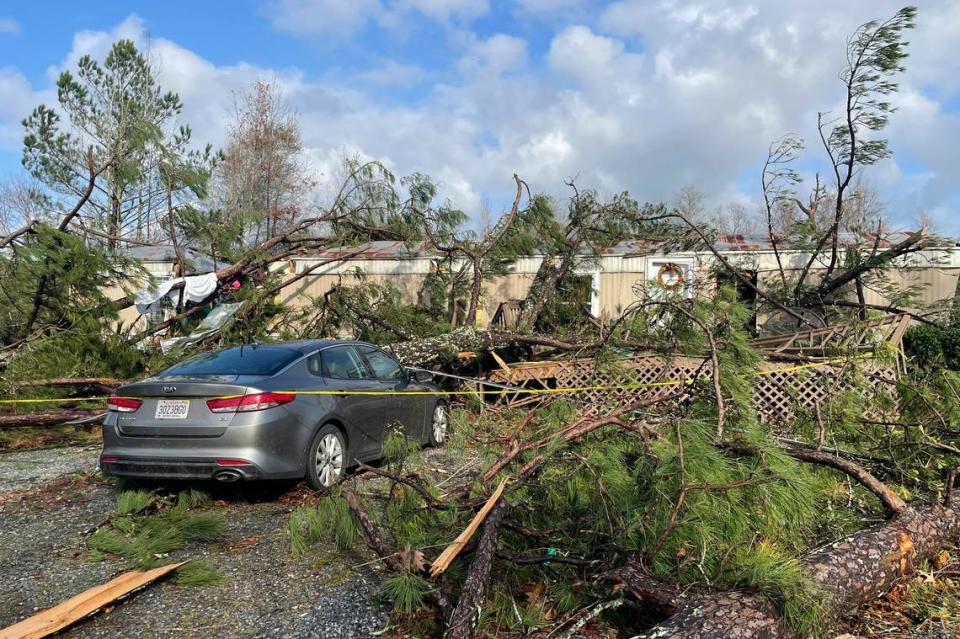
[288,291,960,638]
[611,465,960,638]
[2,8,957,636]
[386,327,603,368]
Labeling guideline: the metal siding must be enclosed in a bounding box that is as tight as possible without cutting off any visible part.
[599,272,645,318]
[109,248,960,331]
[278,273,426,310]
[277,272,537,327]
[860,268,960,308]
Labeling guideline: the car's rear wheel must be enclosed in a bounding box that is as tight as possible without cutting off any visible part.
[306,425,347,491]
[428,402,449,446]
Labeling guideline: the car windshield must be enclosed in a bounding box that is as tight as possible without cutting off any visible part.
[159,346,301,377]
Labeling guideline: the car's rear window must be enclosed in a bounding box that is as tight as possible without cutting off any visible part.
[159,346,301,377]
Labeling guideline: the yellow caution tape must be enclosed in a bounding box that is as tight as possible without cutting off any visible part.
[0,356,859,405]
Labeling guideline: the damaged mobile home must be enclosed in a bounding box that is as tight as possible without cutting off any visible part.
[117,233,960,335]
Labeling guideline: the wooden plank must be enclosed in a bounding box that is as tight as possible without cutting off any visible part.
[487,360,559,383]
[0,562,186,639]
[489,351,511,373]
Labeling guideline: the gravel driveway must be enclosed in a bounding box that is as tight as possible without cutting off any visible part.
[0,446,389,638]
[0,445,99,491]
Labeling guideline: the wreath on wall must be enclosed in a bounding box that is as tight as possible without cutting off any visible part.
[655,263,686,290]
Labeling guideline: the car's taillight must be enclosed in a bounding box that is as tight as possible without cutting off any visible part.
[106,396,142,413]
[206,392,295,413]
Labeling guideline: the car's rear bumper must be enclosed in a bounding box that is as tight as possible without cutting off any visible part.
[99,456,281,481]
[100,409,313,481]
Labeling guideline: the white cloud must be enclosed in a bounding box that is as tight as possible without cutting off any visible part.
[265,0,488,37]
[458,34,527,76]
[548,26,647,108]
[0,67,43,151]
[0,18,19,35]
[549,26,623,78]
[358,60,426,86]
[265,0,382,37]
[3,3,960,235]
[518,129,573,168]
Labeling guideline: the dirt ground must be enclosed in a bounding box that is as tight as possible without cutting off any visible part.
[2,442,958,639]
[0,445,389,639]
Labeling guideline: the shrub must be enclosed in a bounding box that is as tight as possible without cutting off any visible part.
[903,324,944,368]
[941,328,960,371]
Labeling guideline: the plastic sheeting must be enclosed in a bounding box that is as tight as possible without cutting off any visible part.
[135,273,219,314]
[159,302,244,354]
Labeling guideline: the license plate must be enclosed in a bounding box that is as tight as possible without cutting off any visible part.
[155,399,190,420]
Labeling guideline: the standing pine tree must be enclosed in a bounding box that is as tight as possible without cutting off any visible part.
[21,39,215,247]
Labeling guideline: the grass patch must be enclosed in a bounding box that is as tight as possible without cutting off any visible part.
[177,488,212,509]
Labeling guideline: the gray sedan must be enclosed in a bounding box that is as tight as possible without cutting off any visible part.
[100,340,449,490]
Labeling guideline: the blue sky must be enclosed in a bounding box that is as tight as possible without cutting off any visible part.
[0,0,958,234]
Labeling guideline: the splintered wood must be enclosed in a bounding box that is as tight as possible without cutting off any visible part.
[0,563,185,639]
[430,478,507,577]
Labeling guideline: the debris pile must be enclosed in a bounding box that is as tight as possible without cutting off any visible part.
[288,303,960,638]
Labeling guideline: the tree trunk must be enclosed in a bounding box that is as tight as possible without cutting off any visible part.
[443,500,507,639]
[798,231,927,308]
[0,410,103,429]
[341,483,404,572]
[385,328,596,368]
[614,496,960,638]
[110,185,122,252]
[855,276,868,320]
[465,258,483,328]
[516,250,577,333]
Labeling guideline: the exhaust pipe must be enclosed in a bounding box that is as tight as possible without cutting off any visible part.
[214,469,242,483]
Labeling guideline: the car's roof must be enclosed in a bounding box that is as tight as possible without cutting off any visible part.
[253,339,374,354]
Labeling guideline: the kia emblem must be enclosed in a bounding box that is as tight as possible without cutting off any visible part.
[163,386,177,393]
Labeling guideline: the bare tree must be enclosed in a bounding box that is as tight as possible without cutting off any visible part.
[708,202,760,237]
[216,79,316,246]
[673,186,708,223]
[0,175,59,235]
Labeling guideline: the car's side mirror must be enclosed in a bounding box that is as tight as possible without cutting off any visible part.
[412,369,433,383]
